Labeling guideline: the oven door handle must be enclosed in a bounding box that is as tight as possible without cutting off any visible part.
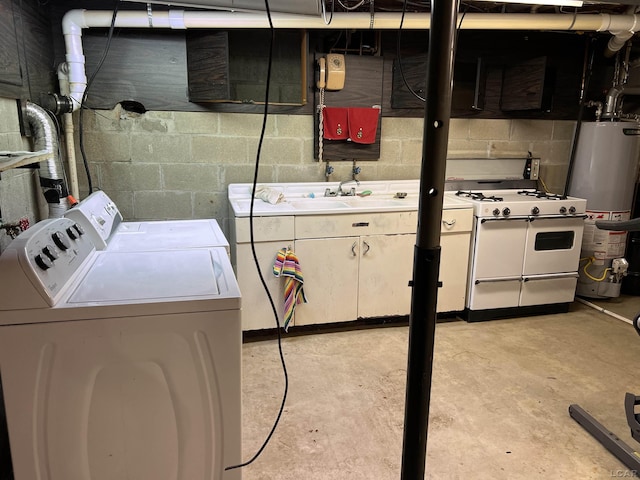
[522,272,580,282]
[474,276,522,285]
[528,214,588,221]
[480,217,530,224]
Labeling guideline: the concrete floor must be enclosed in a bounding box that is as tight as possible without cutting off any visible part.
[238,302,640,479]
[588,294,640,323]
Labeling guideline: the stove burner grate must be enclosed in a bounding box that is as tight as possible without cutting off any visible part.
[455,190,504,202]
[517,190,567,200]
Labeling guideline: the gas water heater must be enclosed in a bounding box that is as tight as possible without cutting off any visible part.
[568,121,640,298]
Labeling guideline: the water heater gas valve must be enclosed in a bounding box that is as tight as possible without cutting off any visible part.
[612,258,629,280]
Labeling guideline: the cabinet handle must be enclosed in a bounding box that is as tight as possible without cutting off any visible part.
[363,240,370,256]
[351,242,357,256]
[442,219,456,228]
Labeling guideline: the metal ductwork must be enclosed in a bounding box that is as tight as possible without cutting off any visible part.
[24,102,70,218]
[602,86,640,119]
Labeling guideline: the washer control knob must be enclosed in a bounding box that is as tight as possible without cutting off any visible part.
[569,206,576,214]
[74,223,85,236]
[34,254,53,270]
[52,231,70,251]
[531,206,540,215]
[42,245,59,261]
[502,207,511,216]
[493,208,501,216]
[66,226,78,240]
[559,206,567,214]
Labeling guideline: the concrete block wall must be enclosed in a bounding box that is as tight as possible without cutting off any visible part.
[76,105,575,237]
[0,97,41,253]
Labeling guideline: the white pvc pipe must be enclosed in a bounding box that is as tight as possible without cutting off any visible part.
[64,9,623,31]
[57,63,80,200]
[575,297,633,325]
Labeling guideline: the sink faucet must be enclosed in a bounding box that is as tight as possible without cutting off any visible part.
[338,179,360,196]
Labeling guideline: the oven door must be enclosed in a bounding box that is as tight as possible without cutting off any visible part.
[522,216,585,275]
[467,217,529,310]
[472,217,529,278]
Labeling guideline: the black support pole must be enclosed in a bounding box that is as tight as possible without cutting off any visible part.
[400,0,459,479]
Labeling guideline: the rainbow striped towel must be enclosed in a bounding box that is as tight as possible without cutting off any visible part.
[273,247,308,331]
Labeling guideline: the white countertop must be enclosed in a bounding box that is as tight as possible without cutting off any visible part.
[228,180,473,217]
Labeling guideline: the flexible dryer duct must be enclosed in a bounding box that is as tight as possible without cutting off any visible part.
[24,102,70,218]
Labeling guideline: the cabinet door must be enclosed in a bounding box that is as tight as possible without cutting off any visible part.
[236,241,291,331]
[293,237,359,325]
[438,232,472,312]
[358,234,415,318]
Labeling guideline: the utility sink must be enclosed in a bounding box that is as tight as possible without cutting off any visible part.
[343,197,417,208]
[288,199,351,210]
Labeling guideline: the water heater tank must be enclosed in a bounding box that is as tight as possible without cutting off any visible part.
[570,121,640,299]
[568,121,640,211]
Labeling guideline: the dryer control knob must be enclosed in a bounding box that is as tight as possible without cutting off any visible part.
[493,208,500,216]
[503,207,511,216]
[559,206,567,214]
[52,231,70,251]
[34,254,53,270]
[569,206,576,214]
[531,206,540,215]
[42,245,58,261]
[66,227,78,240]
[74,223,85,236]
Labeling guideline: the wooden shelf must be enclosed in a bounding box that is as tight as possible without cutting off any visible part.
[0,150,49,173]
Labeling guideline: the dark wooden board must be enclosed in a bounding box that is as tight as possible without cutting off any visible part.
[0,0,22,89]
[0,0,56,102]
[313,55,384,161]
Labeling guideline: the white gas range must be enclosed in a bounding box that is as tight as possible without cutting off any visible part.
[445,183,587,322]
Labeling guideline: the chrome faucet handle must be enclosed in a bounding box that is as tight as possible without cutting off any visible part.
[338,179,360,196]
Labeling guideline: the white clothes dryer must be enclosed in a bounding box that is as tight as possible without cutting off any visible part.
[0,218,242,480]
[65,190,230,253]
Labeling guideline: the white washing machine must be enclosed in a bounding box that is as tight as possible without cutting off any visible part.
[0,218,242,480]
[64,190,230,253]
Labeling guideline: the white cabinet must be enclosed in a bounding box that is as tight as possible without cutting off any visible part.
[357,234,416,318]
[230,216,294,331]
[235,241,290,331]
[229,206,474,331]
[292,237,360,325]
[293,233,416,326]
[438,208,474,313]
[293,211,418,326]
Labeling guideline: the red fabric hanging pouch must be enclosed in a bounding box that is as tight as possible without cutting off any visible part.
[322,107,349,140]
[348,107,380,144]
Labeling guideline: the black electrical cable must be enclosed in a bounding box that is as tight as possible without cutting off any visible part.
[563,35,596,198]
[225,0,288,471]
[395,1,466,103]
[322,0,335,24]
[78,0,120,194]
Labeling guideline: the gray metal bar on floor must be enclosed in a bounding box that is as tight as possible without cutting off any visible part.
[569,404,640,472]
[400,0,459,478]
